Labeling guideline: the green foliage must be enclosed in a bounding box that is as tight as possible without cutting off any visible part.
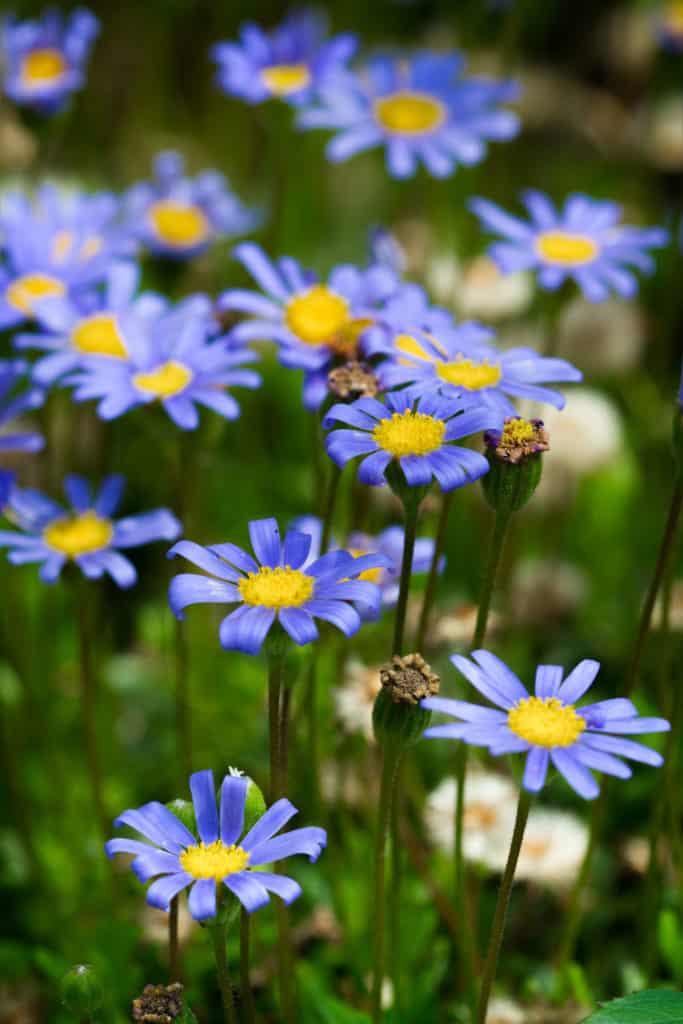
[581,990,683,1022]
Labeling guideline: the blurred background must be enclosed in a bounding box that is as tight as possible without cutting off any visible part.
[1,1,682,1021]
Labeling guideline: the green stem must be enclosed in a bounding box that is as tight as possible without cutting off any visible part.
[393,501,420,655]
[453,746,477,1010]
[472,508,512,650]
[320,462,342,555]
[415,491,454,652]
[240,909,257,1024]
[267,657,283,804]
[210,923,238,1024]
[305,654,321,820]
[169,896,180,983]
[625,479,683,696]
[174,620,192,786]
[476,790,532,1024]
[389,766,403,1017]
[371,745,401,1024]
[77,586,108,842]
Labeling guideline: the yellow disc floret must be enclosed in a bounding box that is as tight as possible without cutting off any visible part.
[285,285,350,347]
[72,313,127,358]
[374,91,446,135]
[180,841,250,881]
[238,565,314,609]
[348,547,382,584]
[535,231,598,267]
[133,361,193,399]
[500,417,538,447]
[373,409,445,458]
[43,510,114,558]
[6,273,66,315]
[261,63,311,95]
[148,200,210,249]
[21,48,67,87]
[436,358,502,390]
[508,696,586,749]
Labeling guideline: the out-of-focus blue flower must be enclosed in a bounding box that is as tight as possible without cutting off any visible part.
[65,296,261,430]
[368,227,406,276]
[324,388,500,491]
[220,243,408,410]
[1,8,99,113]
[655,2,683,52]
[0,474,181,586]
[168,516,390,654]
[291,514,444,611]
[372,323,582,418]
[13,261,166,384]
[106,769,326,920]
[298,52,519,179]
[0,358,44,507]
[469,191,669,302]
[0,185,134,330]
[422,651,670,799]
[211,10,356,106]
[124,151,259,260]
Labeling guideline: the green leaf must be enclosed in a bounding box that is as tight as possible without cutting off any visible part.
[581,990,683,1022]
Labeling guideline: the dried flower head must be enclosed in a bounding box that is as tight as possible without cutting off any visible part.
[132,982,184,1023]
[328,361,380,401]
[380,653,439,704]
[485,417,549,465]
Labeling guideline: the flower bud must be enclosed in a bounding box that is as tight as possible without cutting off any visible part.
[373,653,439,751]
[132,981,196,1022]
[226,767,266,833]
[166,799,196,837]
[60,964,103,1017]
[328,361,380,402]
[482,417,548,512]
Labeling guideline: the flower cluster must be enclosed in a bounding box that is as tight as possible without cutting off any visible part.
[0,359,44,507]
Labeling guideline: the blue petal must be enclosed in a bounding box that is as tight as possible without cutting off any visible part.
[242,798,298,852]
[94,475,125,516]
[146,872,192,911]
[279,607,319,645]
[551,748,599,800]
[534,665,563,699]
[188,878,217,920]
[219,604,275,654]
[190,769,219,844]
[169,574,240,619]
[522,747,549,792]
[282,528,311,570]
[556,660,600,704]
[220,775,248,845]
[248,517,282,567]
[246,826,327,866]
[225,871,271,913]
[113,509,182,548]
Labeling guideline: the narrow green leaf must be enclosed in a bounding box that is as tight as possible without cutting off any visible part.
[581,990,683,1022]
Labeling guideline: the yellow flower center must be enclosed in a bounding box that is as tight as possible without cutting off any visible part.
[43,510,114,558]
[507,697,586,749]
[179,841,250,881]
[51,230,74,263]
[349,547,382,584]
[285,285,350,347]
[6,273,66,316]
[21,48,67,87]
[148,200,210,248]
[436,358,502,390]
[374,91,447,135]
[373,409,445,458]
[535,231,598,267]
[238,565,314,609]
[500,417,537,447]
[664,1,683,34]
[133,361,193,399]
[261,62,311,96]
[71,313,127,358]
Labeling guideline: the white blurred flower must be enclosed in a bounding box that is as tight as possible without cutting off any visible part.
[427,600,502,647]
[515,810,588,886]
[424,770,517,862]
[509,559,587,626]
[653,580,683,630]
[486,996,526,1024]
[556,296,646,376]
[140,898,196,947]
[603,6,657,77]
[333,659,381,741]
[621,835,650,875]
[643,94,683,171]
[520,388,624,504]
[457,256,533,321]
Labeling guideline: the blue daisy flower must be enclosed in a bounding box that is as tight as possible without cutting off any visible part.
[469,190,669,302]
[65,296,261,430]
[298,52,519,180]
[1,8,99,114]
[220,242,408,410]
[0,185,134,330]
[0,474,181,586]
[422,651,670,799]
[371,323,582,417]
[0,358,44,507]
[323,388,500,491]
[291,514,444,612]
[13,261,167,385]
[168,516,391,654]
[123,151,259,260]
[210,9,357,107]
[106,769,326,920]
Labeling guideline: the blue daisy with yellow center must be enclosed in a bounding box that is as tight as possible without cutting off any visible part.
[168,516,391,654]
[422,651,670,799]
[211,10,357,106]
[124,151,259,260]
[106,769,326,920]
[469,190,669,301]
[298,52,519,179]
[0,358,44,508]
[0,474,181,586]
[1,8,99,113]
